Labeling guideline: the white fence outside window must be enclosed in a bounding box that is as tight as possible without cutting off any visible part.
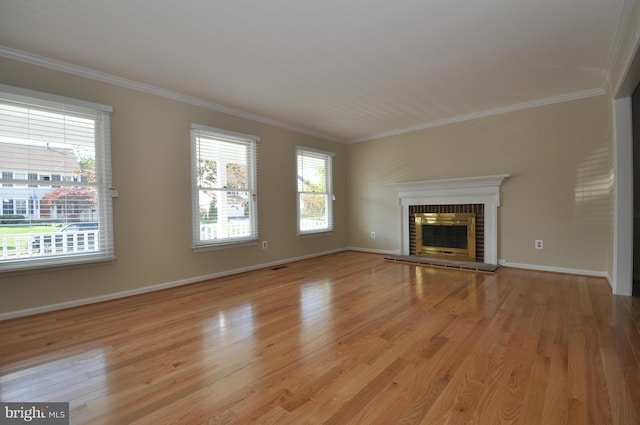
[299,219,328,232]
[0,230,100,259]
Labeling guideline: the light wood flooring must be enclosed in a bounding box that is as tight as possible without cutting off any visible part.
[1,251,639,424]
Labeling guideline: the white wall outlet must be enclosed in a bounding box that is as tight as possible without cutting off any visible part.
[262,241,268,249]
[535,240,543,250]
[370,232,376,239]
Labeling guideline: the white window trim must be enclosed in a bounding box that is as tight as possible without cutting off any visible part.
[296,146,334,236]
[0,84,112,113]
[0,85,115,273]
[190,124,259,250]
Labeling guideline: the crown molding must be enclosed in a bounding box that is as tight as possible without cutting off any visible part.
[348,87,605,143]
[604,0,638,91]
[0,46,341,143]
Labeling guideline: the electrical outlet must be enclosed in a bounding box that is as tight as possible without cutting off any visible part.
[535,240,543,250]
[262,241,268,249]
[370,232,376,239]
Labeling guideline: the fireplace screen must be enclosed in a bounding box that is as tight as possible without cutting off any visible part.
[415,213,476,262]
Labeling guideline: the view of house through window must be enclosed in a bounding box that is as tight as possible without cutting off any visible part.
[191,124,258,248]
[0,85,114,271]
[297,147,334,234]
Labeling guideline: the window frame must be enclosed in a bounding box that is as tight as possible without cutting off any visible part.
[190,124,259,250]
[296,146,334,236]
[0,84,114,273]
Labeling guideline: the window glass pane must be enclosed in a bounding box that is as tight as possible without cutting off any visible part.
[226,163,248,189]
[299,193,328,231]
[298,154,327,192]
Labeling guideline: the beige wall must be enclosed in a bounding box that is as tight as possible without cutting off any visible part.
[0,57,347,315]
[346,95,613,273]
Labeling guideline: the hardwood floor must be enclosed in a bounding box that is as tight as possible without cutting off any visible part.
[1,251,639,424]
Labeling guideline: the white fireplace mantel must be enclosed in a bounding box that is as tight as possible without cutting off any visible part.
[394,174,509,265]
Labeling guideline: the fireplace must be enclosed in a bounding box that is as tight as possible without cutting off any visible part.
[394,174,509,265]
[415,212,476,261]
[411,203,484,261]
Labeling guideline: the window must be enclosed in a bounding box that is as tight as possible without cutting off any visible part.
[2,199,14,215]
[296,147,334,235]
[51,174,61,188]
[15,199,27,215]
[2,171,12,187]
[14,173,27,188]
[28,173,37,188]
[0,84,114,272]
[190,124,258,249]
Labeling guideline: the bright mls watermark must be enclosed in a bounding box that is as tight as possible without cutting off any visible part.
[1,403,69,424]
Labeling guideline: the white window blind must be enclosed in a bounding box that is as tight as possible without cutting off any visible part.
[191,124,258,249]
[296,146,333,235]
[0,84,114,272]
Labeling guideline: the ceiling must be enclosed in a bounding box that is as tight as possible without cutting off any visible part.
[0,0,628,143]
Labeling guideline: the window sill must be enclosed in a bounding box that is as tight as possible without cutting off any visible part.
[192,240,258,253]
[297,231,333,239]
[0,255,116,276]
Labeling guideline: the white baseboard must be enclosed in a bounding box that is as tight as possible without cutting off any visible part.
[0,248,348,321]
[500,261,609,279]
[1,250,615,321]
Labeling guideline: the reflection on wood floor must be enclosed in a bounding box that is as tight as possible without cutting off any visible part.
[1,251,639,424]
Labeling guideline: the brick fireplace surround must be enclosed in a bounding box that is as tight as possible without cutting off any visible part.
[394,175,509,265]
[410,204,485,262]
